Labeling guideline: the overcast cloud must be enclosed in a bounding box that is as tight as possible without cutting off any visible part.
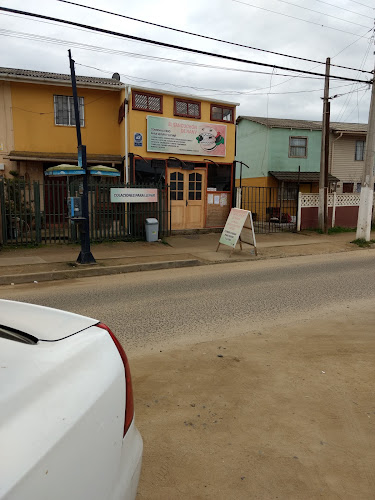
[0,0,373,123]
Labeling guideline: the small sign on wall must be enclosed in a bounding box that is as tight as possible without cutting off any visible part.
[111,188,158,203]
[134,133,143,147]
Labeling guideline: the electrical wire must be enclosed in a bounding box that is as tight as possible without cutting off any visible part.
[0,7,370,84]
[312,0,373,19]
[0,28,338,81]
[346,0,374,10]
[269,0,371,29]
[335,35,373,121]
[75,61,369,97]
[233,0,372,37]
[53,0,372,74]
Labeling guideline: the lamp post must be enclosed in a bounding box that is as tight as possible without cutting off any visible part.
[68,50,96,264]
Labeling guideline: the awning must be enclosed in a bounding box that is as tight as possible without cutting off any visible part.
[45,164,84,176]
[87,165,120,177]
[269,171,339,183]
[6,151,123,165]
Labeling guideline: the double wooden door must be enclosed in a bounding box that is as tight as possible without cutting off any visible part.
[168,169,206,230]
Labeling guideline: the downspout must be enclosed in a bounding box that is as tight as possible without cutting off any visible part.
[124,86,130,184]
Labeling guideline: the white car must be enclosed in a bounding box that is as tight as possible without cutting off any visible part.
[0,300,143,500]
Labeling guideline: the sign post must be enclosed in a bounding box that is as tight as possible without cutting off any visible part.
[216,208,257,256]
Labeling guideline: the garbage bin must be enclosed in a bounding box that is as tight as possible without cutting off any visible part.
[145,218,158,242]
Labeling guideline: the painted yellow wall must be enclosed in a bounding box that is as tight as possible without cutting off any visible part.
[236,176,278,188]
[236,176,319,193]
[11,82,123,155]
[0,81,14,177]
[128,90,236,163]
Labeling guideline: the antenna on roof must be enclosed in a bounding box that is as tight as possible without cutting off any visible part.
[112,72,120,81]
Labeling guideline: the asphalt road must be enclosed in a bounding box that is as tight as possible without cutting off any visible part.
[1,250,374,354]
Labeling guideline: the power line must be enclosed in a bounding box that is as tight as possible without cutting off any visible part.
[0,28,335,80]
[0,7,371,84]
[53,0,371,74]
[312,0,373,19]
[233,0,373,38]
[76,61,367,96]
[270,0,372,29]
[347,0,374,10]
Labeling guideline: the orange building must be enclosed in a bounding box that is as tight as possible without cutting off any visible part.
[0,67,238,231]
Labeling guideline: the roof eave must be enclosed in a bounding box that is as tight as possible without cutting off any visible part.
[0,74,124,91]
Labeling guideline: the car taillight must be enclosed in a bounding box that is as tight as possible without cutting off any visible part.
[96,323,134,436]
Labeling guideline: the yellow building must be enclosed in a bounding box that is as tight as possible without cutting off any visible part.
[0,67,238,231]
[125,86,238,229]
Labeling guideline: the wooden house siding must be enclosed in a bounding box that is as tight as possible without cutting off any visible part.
[330,135,365,193]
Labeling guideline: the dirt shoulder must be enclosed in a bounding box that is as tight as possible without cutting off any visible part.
[133,299,375,500]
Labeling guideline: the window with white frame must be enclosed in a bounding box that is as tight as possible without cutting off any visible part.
[289,137,307,158]
[355,140,365,161]
[54,95,84,127]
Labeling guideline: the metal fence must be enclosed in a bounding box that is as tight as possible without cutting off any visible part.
[239,185,298,233]
[0,179,171,246]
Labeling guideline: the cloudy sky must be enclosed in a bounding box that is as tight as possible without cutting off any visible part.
[0,0,374,122]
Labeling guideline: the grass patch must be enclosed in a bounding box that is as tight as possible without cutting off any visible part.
[327,226,356,234]
[351,238,375,248]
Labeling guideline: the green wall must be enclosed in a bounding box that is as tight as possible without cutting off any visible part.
[236,120,322,179]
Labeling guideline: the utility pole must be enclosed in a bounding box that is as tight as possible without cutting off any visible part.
[319,57,330,232]
[68,50,96,264]
[356,63,375,241]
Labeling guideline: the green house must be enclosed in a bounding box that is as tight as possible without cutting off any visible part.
[236,116,325,193]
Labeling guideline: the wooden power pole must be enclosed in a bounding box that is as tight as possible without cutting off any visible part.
[319,57,331,232]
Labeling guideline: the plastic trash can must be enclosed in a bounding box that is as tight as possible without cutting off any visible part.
[145,218,158,242]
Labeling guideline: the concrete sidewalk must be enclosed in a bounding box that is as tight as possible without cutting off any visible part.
[0,230,373,285]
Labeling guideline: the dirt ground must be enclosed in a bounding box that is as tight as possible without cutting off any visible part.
[132,299,375,500]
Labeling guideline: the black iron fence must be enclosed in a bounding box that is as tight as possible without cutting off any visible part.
[239,185,298,233]
[0,179,171,245]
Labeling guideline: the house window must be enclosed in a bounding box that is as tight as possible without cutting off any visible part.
[289,137,307,158]
[174,99,201,119]
[356,183,361,193]
[278,183,298,200]
[355,140,365,161]
[54,95,84,127]
[343,182,354,193]
[210,105,234,123]
[207,164,231,191]
[132,91,162,113]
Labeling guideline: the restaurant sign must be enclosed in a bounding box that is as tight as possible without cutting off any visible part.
[147,115,227,157]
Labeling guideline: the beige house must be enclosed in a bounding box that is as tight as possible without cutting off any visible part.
[329,122,367,195]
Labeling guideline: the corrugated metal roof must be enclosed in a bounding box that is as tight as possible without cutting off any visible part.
[238,116,367,133]
[238,116,322,130]
[269,171,339,183]
[0,67,124,88]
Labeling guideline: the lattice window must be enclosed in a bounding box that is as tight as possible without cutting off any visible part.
[132,91,162,113]
[174,99,201,118]
[188,172,202,200]
[170,172,184,201]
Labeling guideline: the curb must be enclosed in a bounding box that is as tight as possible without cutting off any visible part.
[0,259,201,286]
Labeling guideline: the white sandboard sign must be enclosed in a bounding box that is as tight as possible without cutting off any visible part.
[217,208,257,256]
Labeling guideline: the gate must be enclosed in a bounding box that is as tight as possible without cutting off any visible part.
[239,185,298,233]
[0,179,171,245]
